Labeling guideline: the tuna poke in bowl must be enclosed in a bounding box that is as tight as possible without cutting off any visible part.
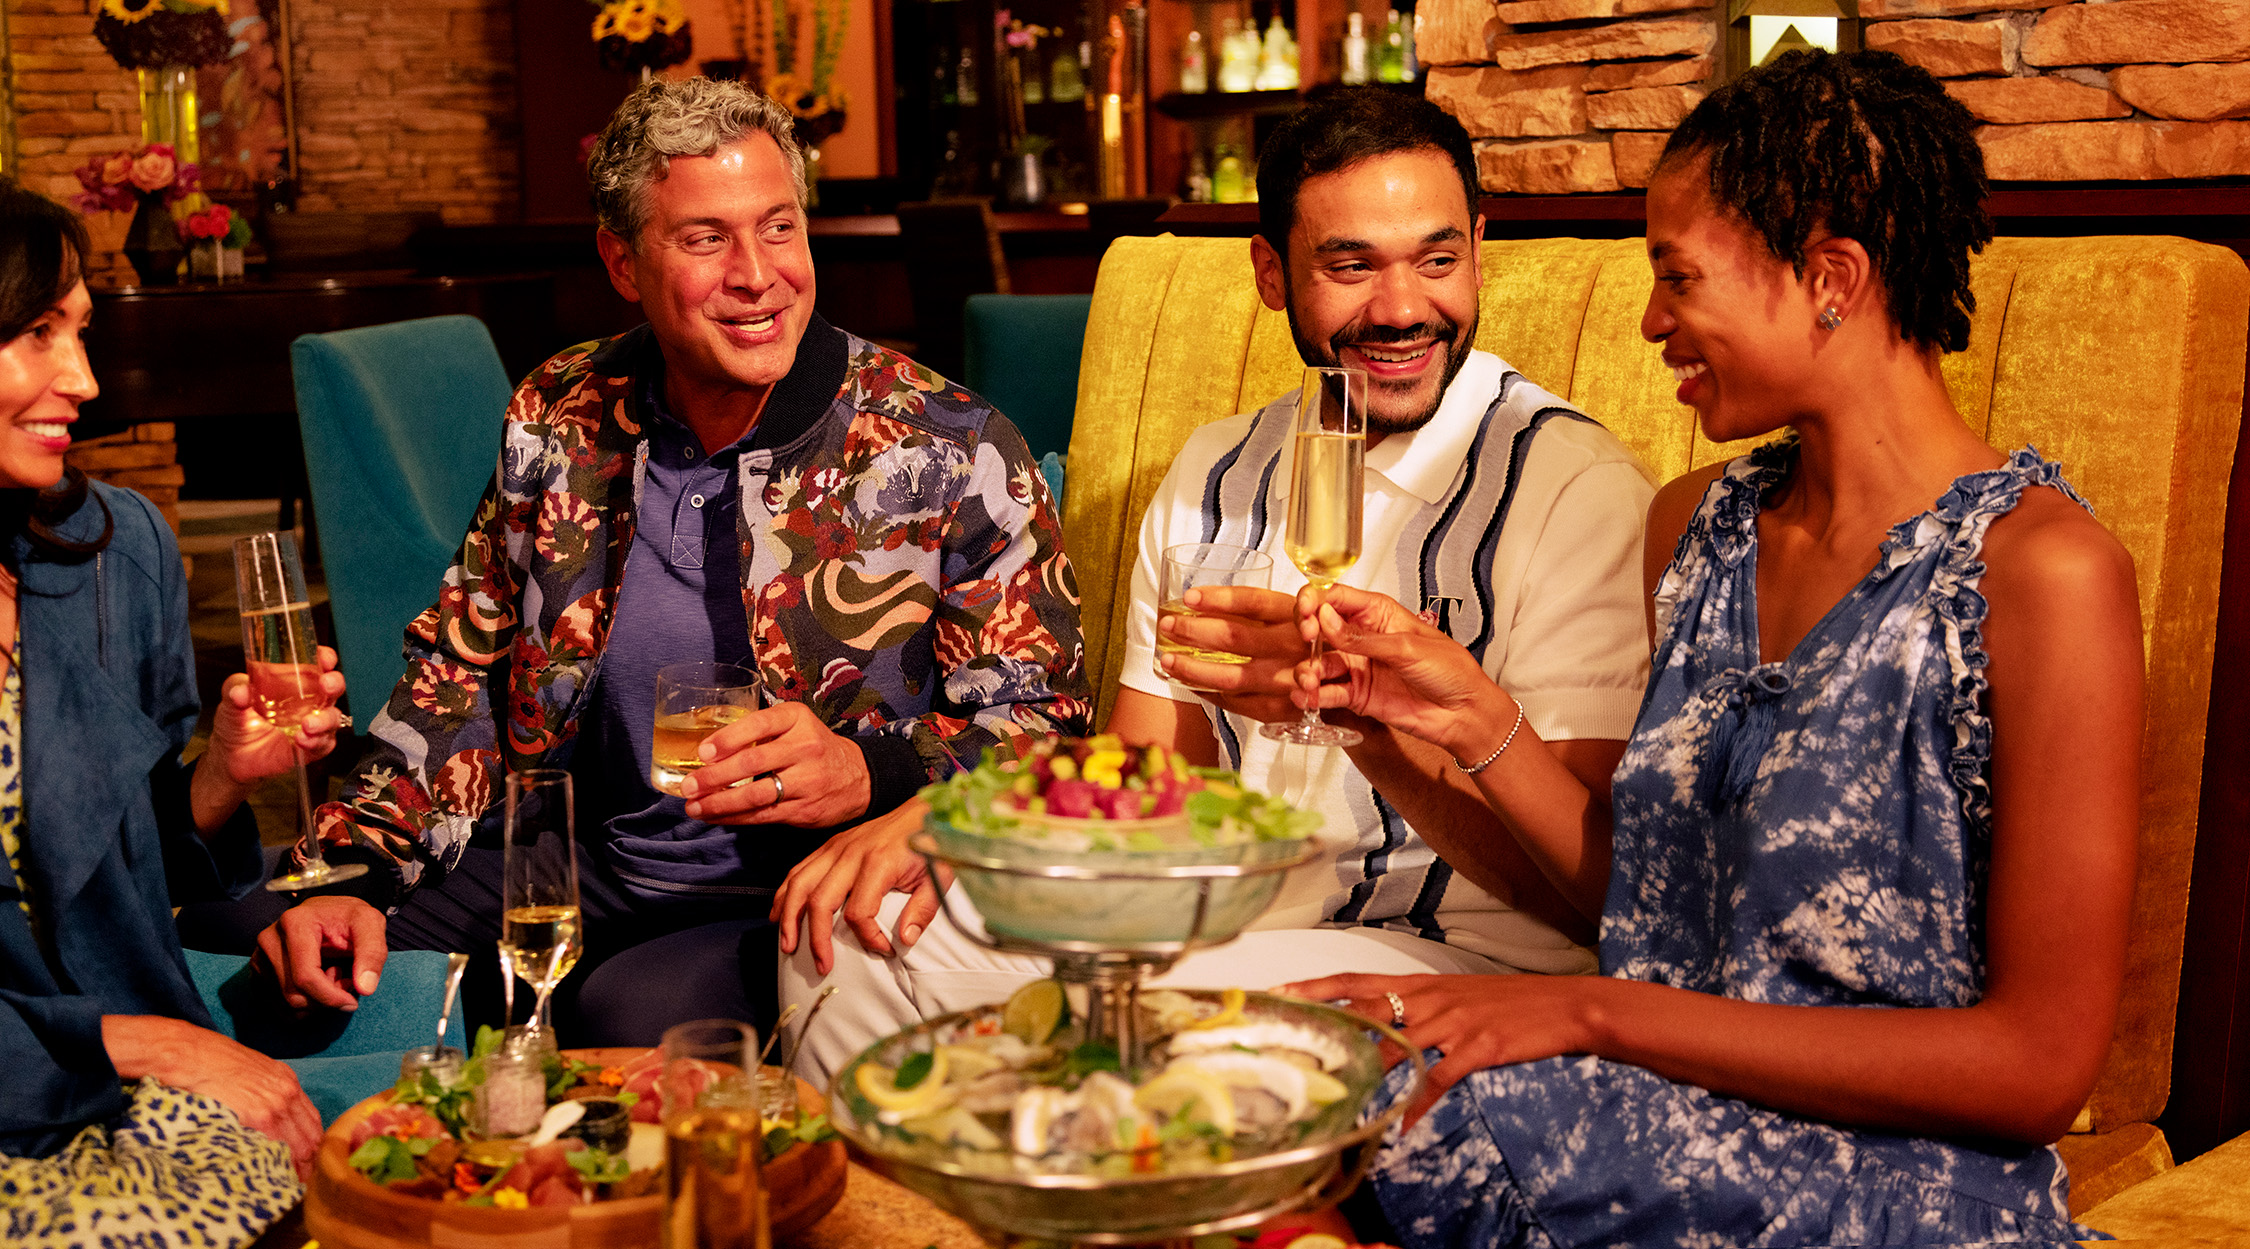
[918,736,1324,948]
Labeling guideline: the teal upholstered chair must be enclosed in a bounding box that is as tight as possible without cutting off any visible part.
[186,949,468,1124]
[963,292,1092,461]
[291,316,512,715]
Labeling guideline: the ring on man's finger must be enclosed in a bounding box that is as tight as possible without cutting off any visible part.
[769,773,785,806]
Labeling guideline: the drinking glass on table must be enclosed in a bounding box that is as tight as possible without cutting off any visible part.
[233,531,367,891]
[1263,366,1369,748]
[661,1019,771,1249]
[1158,542,1274,691]
[651,662,762,798]
[501,769,579,1045]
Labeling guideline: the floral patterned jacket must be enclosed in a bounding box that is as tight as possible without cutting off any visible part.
[313,322,1091,906]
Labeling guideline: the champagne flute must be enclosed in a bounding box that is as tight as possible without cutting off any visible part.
[1262,366,1369,748]
[500,769,580,1045]
[233,531,367,892]
[661,1019,770,1249]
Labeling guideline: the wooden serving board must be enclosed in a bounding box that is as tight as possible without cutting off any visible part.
[304,1048,848,1249]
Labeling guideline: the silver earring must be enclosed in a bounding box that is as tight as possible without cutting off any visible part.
[1817,307,1844,331]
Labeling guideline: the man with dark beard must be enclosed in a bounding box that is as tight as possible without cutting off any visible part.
[773,89,1656,1087]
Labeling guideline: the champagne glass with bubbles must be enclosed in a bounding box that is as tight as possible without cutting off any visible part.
[1262,367,1369,748]
[501,770,580,1045]
[234,531,367,891]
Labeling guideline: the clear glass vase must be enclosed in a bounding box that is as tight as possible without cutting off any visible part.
[136,65,201,165]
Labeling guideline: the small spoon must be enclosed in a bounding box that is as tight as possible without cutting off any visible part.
[435,951,469,1052]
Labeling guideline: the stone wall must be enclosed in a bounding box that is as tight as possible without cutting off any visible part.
[5,0,522,237]
[66,422,182,531]
[287,0,521,218]
[1868,0,2250,182]
[1420,0,1715,193]
[1420,0,2250,193]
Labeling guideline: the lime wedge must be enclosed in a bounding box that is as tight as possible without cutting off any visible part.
[1284,1236,1350,1249]
[1003,978,1067,1045]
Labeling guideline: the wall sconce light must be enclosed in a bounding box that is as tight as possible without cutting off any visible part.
[1722,0,1858,81]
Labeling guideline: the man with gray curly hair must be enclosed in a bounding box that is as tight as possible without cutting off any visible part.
[242,77,1093,1042]
[587,76,807,243]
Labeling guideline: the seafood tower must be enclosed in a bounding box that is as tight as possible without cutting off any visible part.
[829,737,1427,1245]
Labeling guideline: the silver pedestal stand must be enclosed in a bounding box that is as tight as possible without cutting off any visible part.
[824,828,1428,1248]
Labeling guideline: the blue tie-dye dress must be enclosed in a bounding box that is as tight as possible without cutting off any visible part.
[1368,438,2101,1248]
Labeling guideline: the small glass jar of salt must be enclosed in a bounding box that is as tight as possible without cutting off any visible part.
[476,1046,547,1138]
[399,1044,465,1086]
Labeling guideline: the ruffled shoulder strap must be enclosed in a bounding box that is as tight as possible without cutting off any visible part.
[1911,446,2094,840]
[1650,436,1797,645]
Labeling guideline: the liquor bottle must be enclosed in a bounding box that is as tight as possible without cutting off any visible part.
[1217,17,1257,92]
[1401,7,1418,82]
[1185,150,1213,202]
[1180,28,1208,93]
[1254,14,1297,90]
[1051,40,1086,101]
[1377,9,1405,83]
[1024,51,1046,103]
[1341,11,1370,85]
[935,43,957,105]
[1213,145,1245,202]
[957,46,980,105]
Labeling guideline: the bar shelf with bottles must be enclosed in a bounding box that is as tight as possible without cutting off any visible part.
[892,0,1113,206]
[1148,0,1421,205]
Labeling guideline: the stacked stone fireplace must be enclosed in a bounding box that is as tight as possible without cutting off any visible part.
[1419,0,2250,194]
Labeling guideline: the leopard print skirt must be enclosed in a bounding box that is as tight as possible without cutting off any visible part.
[0,1078,303,1248]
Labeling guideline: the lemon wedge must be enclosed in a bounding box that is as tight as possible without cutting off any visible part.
[1184,987,1247,1031]
[1002,978,1067,1044]
[937,1043,1007,1081]
[1284,1236,1350,1249]
[853,1048,954,1116]
[1133,1066,1238,1136]
[1302,1068,1348,1106]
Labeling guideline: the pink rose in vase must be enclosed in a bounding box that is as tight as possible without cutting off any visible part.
[101,154,135,186]
[128,144,178,193]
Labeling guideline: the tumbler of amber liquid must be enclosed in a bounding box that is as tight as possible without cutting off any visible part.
[651,663,761,798]
[661,1019,769,1249]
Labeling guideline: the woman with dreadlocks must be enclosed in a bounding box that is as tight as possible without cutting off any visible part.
[1276,49,2136,1245]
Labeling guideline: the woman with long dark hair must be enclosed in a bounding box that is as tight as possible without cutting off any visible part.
[1248,51,2138,1244]
[0,179,347,1246]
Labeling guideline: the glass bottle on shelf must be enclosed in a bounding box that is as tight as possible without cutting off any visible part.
[1185,149,1213,203]
[957,47,981,105]
[936,42,958,105]
[1402,7,1419,82]
[1254,14,1293,90]
[1342,11,1370,85]
[1377,9,1406,82]
[1024,49,1046,103]
[1052,39,1086,101]
[1217,17,1257,93]
[1180,28,1208,94]
[1213,144,1246,202]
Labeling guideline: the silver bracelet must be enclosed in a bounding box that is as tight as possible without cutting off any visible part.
[1452,702,1526,775]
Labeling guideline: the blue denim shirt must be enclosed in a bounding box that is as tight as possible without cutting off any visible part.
[0,481,262,1157]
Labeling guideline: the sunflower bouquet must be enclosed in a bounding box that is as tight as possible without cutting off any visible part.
[590,0,693,74]
[764,0,848,149]
[94,0,232,69]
